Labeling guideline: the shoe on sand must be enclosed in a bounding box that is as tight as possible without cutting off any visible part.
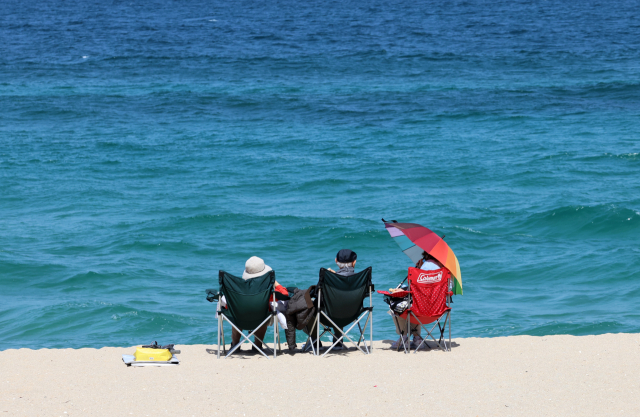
[391,335,409,349]
[411,336,424,350]
[331,342,344,351]
[301,340,323,352]
[331,338,345,351]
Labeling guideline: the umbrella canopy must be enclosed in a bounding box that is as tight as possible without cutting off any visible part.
[384,221,462,295]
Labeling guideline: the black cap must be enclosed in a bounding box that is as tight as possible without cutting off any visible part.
[336,249,357,263]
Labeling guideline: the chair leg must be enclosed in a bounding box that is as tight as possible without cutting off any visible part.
[253,334,274,355]
[304,315,319,355]
[448,311,451,352]
[317,292,321,356]
[225,316,272,359]
[277,325,282,354]
[433,311,451,352]
[392,315,402,352]
[303,314,334,355]
[370,314,373,353]
[360,312,372,354]
[303,333,312,354]
[317,318,322,355]
[370,287,373,353]
[221,318,226,355]
[320,311,371,357]
[357,313,372,353]
[406,315,410,354]
[410,311,448,353]
[359,312,373,354]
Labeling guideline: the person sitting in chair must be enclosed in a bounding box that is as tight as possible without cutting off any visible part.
[323,249,359,350]
[230,256,272,352]
[391,251,444,349]
[416,251,443,271]
[327,248,358,276]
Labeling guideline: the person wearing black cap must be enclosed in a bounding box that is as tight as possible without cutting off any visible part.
[302,249,360,352]
[328,248,358,276]
[326,249,358,350]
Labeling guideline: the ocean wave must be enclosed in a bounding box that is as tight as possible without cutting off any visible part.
[521,204,640,238]
[95,141,151,151]
[583,81,640,95]
[0,300,200,350]
[0,260,68,285]
[111,311,138,320]
[572,152,640,162]
[608,152,639,161]
[453,226,485,235]
[34,271,126,291]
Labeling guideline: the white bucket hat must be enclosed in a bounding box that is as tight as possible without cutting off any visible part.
[242,256,272,279]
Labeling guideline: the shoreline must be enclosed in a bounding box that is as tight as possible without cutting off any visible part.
[2,333,639,416]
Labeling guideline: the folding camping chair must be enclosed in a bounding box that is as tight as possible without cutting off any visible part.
[305,267,374,357]
[206,270,283,359]
[395,267,452,353]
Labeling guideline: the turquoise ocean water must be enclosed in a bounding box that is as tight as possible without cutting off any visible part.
[1,0,639,350]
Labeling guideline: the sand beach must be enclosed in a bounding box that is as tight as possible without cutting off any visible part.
[1,333,638,416]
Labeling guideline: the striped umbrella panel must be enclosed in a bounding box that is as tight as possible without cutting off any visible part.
[385,223,462,295]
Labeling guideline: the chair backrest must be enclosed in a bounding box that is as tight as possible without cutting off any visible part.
[407,267,450,318]
[218,270,275,330]
[318,267,372,328]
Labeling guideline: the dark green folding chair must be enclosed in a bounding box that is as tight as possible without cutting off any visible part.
[206,270,282,359]
[306,267,374,357]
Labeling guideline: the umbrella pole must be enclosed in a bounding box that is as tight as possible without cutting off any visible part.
[396,275,408,289]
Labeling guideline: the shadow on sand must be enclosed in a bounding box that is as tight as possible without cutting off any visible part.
[206,339,459,357]
[379,339,461,352]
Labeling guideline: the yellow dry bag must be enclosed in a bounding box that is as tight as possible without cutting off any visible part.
[134,347,172,362]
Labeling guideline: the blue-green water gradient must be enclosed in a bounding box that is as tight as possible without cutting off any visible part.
[1,0,639,349]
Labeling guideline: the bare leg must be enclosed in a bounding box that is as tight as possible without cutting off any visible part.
[253,322,268,348]
[232,323,268,348]
[231,327,243,345]
[394,315,421,337]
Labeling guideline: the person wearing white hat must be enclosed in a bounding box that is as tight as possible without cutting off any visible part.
[242,256,273,280]
[231,256,272,351]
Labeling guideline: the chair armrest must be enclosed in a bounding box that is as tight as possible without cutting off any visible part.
[377,290,411,297]
[275,291,292,301]
[205,289,220,302]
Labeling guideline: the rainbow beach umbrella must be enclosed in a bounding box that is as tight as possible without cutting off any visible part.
[383,220,462,295]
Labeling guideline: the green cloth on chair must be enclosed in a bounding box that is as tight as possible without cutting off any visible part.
[218,270,275,331]
[318,266,373,329]
[307,266,374,356]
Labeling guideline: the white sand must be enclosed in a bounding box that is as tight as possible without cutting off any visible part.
[1,334,639,416]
